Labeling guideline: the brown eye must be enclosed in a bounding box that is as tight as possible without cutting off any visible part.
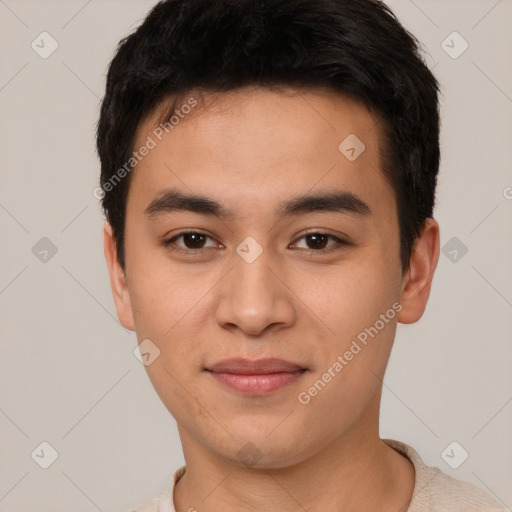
[181,233,207,249]
[304,233,329,249]
[293,232,349,252]
[164,231,218,252]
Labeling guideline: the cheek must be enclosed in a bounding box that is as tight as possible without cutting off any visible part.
[126,249,225,393]
[126,234,203,335]
[129,259,210,419]
[297,255,400,404]
[299,258,399,341]
[129,270,207,355]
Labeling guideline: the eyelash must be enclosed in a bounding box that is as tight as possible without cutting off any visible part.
[163,230,352,255]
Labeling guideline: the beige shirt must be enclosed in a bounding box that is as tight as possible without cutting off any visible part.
[132,439,506,512]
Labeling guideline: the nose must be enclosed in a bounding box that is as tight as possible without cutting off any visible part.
[215,242,297,337]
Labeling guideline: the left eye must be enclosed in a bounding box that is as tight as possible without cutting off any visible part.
[292,233,345,251]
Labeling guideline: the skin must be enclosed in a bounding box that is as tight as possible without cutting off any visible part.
[104,86,440,511]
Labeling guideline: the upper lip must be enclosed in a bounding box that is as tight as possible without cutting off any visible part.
[206,358,305,375]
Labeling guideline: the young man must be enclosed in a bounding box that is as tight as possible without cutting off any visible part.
[96,0,505,510]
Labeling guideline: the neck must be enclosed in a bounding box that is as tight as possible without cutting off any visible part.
[174,400,415,512]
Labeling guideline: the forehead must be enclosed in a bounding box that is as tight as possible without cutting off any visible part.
[128,87,394,220]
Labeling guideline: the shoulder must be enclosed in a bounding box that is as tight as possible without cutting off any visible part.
[129,466,186,512]
[129,496,159,512]
[383,439,506,512]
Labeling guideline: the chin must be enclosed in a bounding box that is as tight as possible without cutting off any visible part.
[212,427,313,470]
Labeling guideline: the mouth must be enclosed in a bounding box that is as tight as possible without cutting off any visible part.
[205,358,307,395]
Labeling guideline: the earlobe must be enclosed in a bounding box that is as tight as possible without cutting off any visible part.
[397,218,440,324]
[103,221,136,331]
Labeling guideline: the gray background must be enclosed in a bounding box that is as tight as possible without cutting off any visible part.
[0,0,511,511]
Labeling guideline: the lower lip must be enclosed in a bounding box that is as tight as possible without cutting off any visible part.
[208,370,305,395]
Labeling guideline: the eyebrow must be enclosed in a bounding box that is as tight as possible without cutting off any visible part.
[144,188,371,219]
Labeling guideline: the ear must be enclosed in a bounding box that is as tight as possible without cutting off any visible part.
[103,221,136,331]
[397,218,440,324]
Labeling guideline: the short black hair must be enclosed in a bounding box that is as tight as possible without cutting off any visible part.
[96,0,440,272]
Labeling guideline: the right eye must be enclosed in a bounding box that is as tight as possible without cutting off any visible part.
[163,231,222,253]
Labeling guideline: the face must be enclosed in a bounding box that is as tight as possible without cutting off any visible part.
[104,86,439,468]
